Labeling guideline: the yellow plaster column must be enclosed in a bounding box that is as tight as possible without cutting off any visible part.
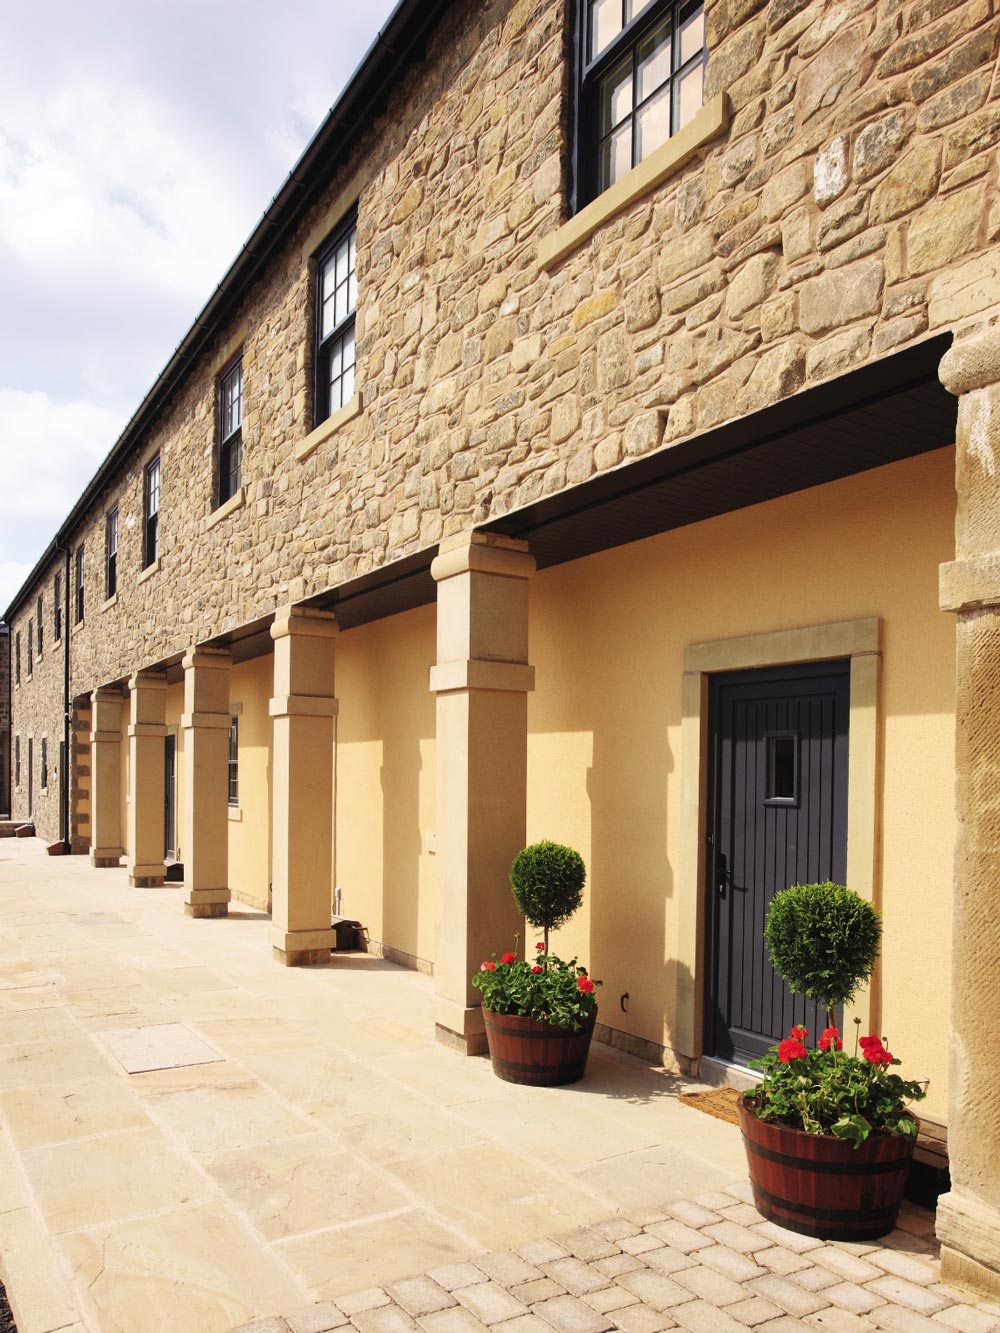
[181,648,231,918]
[89,687,124,867]
[937,330,1000,1299]
[430,532,536,1055]
[269,606,339,965]
[126,671,167,887]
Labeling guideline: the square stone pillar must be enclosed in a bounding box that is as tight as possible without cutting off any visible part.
[937,330,1000,1300]
[430,532,536,1055]
[89,687,124,867]
[126,671,167,887]
[269,606,339,965]
[181,647,231,918]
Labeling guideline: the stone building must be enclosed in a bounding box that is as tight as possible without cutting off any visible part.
[0,623,9,817]
[4,0,1000,1296]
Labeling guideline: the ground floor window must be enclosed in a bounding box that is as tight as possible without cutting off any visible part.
[228,717,239,806]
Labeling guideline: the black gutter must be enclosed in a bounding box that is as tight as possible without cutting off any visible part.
[3,0,454,625]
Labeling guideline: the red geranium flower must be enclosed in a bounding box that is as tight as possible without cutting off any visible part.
[531,964,543,974]
[500,952,516,965]
[480,961,496,972]
[577,976,595,994]
[860,1035,893,1066]
[790,1025,808,1041]
[818,1026,842,1051]
[535,942,545,951]
[778,1037,808,1063]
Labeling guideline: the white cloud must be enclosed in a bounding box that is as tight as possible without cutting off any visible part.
[0,562,34,615]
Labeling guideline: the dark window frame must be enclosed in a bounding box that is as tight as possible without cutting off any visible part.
[27,619,33,677]
[144,456,160,568]
[75,545,85,624]
[106,506,119,599]
[571,0,706,212]
[218,354,243,506]
[40,737,48,792]
[313,210,358,427]
[14,632,20,685]
[763,730,800,808]
[36,596,43,656]
[228,716,239,807]
[14,736,19,788]
[54,572,62,643]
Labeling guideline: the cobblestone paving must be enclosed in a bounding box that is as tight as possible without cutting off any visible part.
[235,1184,1000,1333]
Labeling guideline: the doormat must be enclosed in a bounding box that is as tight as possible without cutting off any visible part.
[678,1085,743,1126]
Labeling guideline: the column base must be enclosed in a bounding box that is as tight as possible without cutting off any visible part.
[434,998,488,1056]
[938,1191,1000,1300]
[270,927,336,966]
[127,861,166,887]
[90,848,123,868]
[184,888,230,919]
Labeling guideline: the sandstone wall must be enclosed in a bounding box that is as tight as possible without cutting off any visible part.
[10,0,999,706]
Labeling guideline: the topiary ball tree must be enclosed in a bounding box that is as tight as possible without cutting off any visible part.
[764,881,882,1028]
[510,841,586,955]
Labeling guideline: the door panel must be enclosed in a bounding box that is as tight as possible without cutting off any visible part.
[164,736,176,860]
[706,661,850,1065]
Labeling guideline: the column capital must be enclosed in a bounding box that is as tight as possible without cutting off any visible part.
[91,685,125,704]
[181,647,232,672]
[940,553,1000,614]
[270,605,339,642]
[939,329,1000,397]
[431,532,535,583]
[127,671,167,692]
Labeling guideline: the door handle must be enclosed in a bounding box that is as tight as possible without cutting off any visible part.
[717,852,728,898]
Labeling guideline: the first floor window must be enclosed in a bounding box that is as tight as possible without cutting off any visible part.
[228,717,239,806]
[75,545,85,623]
[219,356,243,505]
[14,737,19,787]
[315,214,357,424]
[106,506,119,599]
[144,457,160,567]
[54,572,62,642]
[27,620,33,676]
[14,632,20,685]
[577,0,705,204]
[36,597,43,655]
[40,738,47,790]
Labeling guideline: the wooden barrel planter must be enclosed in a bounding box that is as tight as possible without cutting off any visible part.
[483,1008,597,1085]
[738,1096,917,1241]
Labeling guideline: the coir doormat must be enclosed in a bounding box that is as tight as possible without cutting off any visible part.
[678,1084,743,1126]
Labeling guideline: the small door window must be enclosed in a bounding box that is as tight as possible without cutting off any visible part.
[764,732,799,805]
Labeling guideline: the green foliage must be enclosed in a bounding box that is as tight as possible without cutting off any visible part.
[471,948,600,1031]
[746,1025,925,1147]
[510,841,586,933]
[765,881,881,1011]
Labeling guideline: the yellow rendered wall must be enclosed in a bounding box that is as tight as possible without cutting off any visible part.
[228,656,272,911]
[119,706,130,861]
[336,604,436,967]
[527,448,955,1122]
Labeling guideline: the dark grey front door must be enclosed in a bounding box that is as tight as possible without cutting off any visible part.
[705,660,850,1066]
[27,739,33,818]
[164,735,176,860]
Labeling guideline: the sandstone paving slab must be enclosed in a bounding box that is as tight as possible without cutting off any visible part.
[57,1200,308,1332]
[136,1070,316,1155]
[0,1074,148,1149]
[0,1035,112,1090]
[0,1005,80,1047]
[320,1098,489,1165]
[204,1133,414,1241]
[0,1206,80,1333]
[20,1125,215,1232]
[95,1020,225,1073]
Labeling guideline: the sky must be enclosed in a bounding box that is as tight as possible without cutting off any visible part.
[0,0,398,611]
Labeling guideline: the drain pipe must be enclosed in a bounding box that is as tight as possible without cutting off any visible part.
[55,543,72,852]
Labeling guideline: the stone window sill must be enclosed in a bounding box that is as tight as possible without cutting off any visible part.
[228,805,242,822]
[138,558,161,586]
[71,618,85,636]
[538,92,730,273]
[207,487,245,531]
[101,593,118,613]
[296,393,362,463]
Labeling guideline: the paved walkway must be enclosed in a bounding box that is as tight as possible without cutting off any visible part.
[0,842,995,1333]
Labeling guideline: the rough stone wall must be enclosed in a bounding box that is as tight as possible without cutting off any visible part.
[8,554,67,840]
[10,0,1000,708]
[0,627,9,815]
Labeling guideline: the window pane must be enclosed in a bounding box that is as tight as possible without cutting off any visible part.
[676,59,704,130]
[600,54,633,137]
[635,83,671,163]
[599,122,633,190]
[589,0,622,59]
[679,5,705,66]
[767,735,798,801]
[625,0,655,21]
[637,19,671,100]
[322,292,336,339]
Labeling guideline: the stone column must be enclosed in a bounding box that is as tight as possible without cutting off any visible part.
[89,687,124,867]
[126,671,167,887]
[181,647,231,918]
[269,606,339,965]
[430,532,536,1055]
[937,330,1000,1299]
